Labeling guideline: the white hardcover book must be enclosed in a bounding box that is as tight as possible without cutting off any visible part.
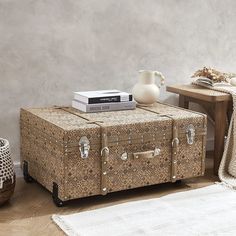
[73,90,133,104]
[72,100,136,113]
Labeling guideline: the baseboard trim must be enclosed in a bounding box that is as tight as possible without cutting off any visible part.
[14,162,23,178]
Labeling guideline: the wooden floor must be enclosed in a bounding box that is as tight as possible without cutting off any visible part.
[0,155,218,236]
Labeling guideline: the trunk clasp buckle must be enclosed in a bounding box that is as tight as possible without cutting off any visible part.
[186,124,195,145]
[79,136,90,159]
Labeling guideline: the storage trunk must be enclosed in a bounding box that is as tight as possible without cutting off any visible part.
[20,103,207,206]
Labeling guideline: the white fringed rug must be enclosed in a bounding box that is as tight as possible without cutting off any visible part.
[52,184,236,236]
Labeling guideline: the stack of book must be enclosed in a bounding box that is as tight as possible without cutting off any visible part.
[72,90,136,113]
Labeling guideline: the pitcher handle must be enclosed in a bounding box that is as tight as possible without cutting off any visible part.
[154,71,165,88]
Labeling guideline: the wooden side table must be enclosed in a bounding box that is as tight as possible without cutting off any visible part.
[166,84,232,175]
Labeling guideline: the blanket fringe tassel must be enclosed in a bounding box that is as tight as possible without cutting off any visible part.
[52,215,76,236]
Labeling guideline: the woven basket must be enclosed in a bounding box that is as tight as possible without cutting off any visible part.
[0,138,15,206]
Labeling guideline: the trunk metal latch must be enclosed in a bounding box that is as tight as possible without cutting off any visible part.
[186,124,195,145]
[79,136,90,159]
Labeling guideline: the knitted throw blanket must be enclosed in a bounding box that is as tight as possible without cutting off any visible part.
[193,82,236,187]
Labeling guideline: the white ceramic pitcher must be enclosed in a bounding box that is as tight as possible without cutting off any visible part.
[132,70,165,105]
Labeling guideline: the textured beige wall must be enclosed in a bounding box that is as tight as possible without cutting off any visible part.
[0,0,236,162]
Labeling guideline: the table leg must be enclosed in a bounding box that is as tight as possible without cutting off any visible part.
[179,95,189,109]
[214,101,228,175]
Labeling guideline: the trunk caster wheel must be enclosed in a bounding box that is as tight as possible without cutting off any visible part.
[52,196,65,207]
[52,182,66,207]
[23,161,34,183]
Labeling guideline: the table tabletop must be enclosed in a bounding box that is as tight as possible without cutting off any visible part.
[166,84,231,102]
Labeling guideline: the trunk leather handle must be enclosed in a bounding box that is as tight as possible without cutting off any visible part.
[133,148,161,159]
